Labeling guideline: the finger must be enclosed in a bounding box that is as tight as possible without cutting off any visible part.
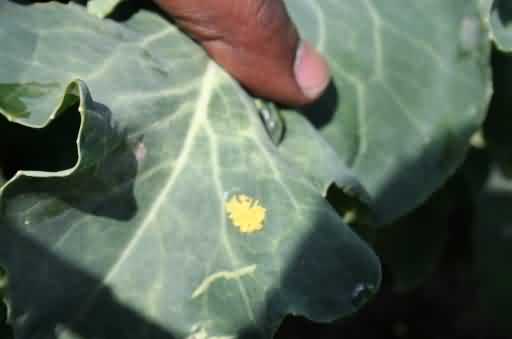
[154,0,330,106]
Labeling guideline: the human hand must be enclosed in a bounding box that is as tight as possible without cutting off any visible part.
[153,0,330,106]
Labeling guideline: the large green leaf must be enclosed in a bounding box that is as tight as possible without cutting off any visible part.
[277,110,372,214]
[0,2,380,339]
[283,0,492,224]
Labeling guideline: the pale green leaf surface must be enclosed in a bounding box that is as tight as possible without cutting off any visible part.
[284,0,492,224]
[278,112,371,203]
[278,112,374,225]
[87,0,124,18]
[0,2,380,339]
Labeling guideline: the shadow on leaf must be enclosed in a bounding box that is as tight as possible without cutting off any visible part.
[493,0,512,27]
[300,82,339,129]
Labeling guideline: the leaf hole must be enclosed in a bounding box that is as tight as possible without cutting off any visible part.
[0,102,80,180]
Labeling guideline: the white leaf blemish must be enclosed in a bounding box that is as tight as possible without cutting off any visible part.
[191,265,257,299]
[133,141,147,164]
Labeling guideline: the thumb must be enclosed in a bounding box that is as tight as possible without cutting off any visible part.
[154,0,330,106]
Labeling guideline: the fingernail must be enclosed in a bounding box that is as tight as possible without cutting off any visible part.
[294,41,330,100]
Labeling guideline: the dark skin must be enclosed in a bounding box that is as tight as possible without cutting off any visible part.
[153,0,330,106]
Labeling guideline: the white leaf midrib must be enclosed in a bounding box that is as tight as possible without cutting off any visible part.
[72,61,219,320]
